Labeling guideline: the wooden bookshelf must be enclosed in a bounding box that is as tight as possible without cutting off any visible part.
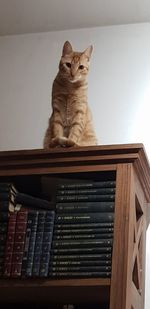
[0,143,150,309]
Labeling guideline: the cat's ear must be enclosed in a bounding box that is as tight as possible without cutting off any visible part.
[83,45,93,60]
[62,41,73,56]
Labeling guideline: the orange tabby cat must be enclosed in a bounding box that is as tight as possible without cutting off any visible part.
[43,41,97,148]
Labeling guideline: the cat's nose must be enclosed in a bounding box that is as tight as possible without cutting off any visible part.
[71,68,76,77]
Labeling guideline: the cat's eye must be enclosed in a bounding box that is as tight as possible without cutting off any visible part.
[66,62,71,68]
[79,65,84,70]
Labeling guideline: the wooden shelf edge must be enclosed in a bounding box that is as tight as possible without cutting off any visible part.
[0,278,110,303]
[0,277,110,287]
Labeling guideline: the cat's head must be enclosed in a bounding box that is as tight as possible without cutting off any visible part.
[58,41,93,83]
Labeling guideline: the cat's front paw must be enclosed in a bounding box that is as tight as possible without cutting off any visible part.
[49,137,78,148]
[65,138,78,147]
[49,137,60,147]
[50,137,68,147]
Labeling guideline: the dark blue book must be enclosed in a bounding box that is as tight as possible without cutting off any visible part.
[52,239,113,249]
[24,211,38,277]
[56,201,114,213]
[15,193,53,210]
[53,233,113,241]
[57,188,115,196]
[51,253,112,261]
[49,265,112,272]
[39,211,55,277]
[55,222,114,229]
[31,211,45,277]
[51,260,111,267]
[55,212,114,224]
[51,247,112,255]
[49,271,111,278]
[58,181,116,189]
[56,194,115,203]
[54,227,114,235]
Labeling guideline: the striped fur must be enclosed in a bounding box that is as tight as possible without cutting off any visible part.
[43,41,97,148]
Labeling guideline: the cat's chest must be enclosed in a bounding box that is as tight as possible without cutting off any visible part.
[63,97,75,125]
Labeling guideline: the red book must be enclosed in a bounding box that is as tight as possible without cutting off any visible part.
[3,212,17,277]
[11,209,28,278]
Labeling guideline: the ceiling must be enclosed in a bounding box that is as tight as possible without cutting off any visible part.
[0,0,150,36]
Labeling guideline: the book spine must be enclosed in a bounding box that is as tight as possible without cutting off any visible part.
[32,211,45,277]
[37,246,113,255]
[56,201,114,213]
[56,194,115,203]
[57,188,115,196]
[58,180,116,189]
[51,260,111,267]
[53,233,113,240]
[0,220,8,277]
[52,239,113,249]
[25,211,39,277]
[51,253,112,261]
[49,271,111,278]
[55,222,114,229]
[54,227,114,235]
[16,192,52,210]
[11,209,28,278]
[39,211,55,277]
[49,266,112,272]
[55,213,114,224]
[3,212,17,277]
[21,213,32,277]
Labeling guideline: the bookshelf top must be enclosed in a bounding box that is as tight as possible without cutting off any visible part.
[0,143,150,201]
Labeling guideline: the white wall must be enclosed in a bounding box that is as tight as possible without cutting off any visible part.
[0,23,150,307]
[0,23,150,155]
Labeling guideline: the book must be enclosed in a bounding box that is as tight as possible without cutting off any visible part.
[49,271,111,278]
[56,201,114,213]
[51,260,111,267]
[51,253,112,261]
[53,233,113,240]
[58,180,116,189]
[11,209,28,278]
[57,188,115,196]
[21,211,35,276]
[32,211,46,277]
[55,222,114,229]
[0,219,9,276]
[24,211,39,277]
[0,182,19,211]
[49,265,112,272]
[55,213,114,224]
[3,212,17,277]
[56,194,115,203]
[52,239,113,249]
[15,192,54,210]
[51,247,112,255]
[39,211,55,277]
[54,227,114,235]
